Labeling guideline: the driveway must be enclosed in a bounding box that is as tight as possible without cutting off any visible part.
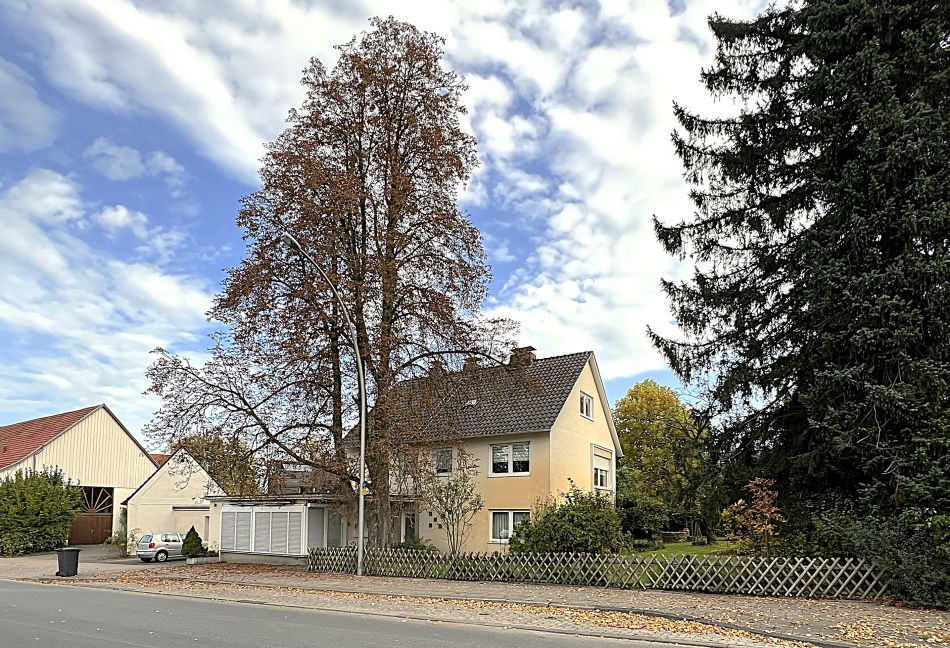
[0,580,686,648]
[0,544,175,580]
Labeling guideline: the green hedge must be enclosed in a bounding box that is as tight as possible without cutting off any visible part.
[0,469,82,555]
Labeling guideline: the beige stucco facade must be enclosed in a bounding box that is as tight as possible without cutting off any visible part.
[124,449,224,549]
[417,356,619,554]
[0,406,157,534]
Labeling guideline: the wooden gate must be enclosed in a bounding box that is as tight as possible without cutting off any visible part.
[68,486,114,544]
[68,514,112,544]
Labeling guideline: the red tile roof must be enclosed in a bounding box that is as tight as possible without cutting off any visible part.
[150,453,171,466]
[0,405,101,470]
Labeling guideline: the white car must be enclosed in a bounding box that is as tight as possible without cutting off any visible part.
[136,533,185,562]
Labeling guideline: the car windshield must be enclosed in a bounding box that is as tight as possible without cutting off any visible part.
[140,535,152,543]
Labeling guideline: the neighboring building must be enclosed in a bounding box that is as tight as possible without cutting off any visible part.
[122,448,225,548]
[150,453,172,467]
[210,348,621,561]
[0,404,157,544]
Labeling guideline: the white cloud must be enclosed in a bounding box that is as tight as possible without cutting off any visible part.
[83,137,146,180]
[83,137,188,190]
[0,169,213,434]
[5,0,770,386]
[96,204,149,238]
[0,58,58,152]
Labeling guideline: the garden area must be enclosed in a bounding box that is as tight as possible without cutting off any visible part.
[631,541,736,557]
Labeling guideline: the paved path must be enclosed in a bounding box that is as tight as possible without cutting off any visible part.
[0,580,689,648]
[74,563,949,648]
[0,544,171,580]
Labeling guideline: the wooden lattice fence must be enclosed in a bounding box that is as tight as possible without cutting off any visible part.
[307,547,887,599]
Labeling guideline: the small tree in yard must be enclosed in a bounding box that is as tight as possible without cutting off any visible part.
[722,478,786,557]
[0,469,82,555]
[417,450,483,556]
[181,526,204,558]
[509,484,623,554]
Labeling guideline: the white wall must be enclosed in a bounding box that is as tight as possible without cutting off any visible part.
[125,450,222,549]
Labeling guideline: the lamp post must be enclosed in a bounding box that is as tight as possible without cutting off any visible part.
[280,231,368,577]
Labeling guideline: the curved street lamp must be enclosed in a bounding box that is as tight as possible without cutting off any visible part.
[280,231,368,577]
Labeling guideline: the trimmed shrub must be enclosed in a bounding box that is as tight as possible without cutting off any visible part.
[509,485,623,554]
[181,526,204,558]
[0,469,82,555]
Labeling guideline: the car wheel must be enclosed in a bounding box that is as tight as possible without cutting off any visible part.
[155,551,168,563]
[139,557,152,562]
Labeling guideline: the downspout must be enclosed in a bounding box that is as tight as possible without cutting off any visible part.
[32,444,46,472]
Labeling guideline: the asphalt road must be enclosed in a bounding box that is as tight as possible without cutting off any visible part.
[0,581,692,647]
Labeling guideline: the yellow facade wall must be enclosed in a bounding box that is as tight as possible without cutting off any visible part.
[547,360,617,498]
[0,407,157,532]
[418,431,550,553]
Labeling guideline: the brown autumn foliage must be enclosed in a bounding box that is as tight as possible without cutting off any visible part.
[145,17,517,545]
[721,477,787,556]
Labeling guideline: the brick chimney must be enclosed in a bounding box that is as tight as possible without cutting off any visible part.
[428,360,445,378]
[463,356,481,372]
[508,346,537,368]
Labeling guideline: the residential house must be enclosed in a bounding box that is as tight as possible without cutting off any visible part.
[122,448,225,550]
[209,347,621,562]
[0,404,158,544]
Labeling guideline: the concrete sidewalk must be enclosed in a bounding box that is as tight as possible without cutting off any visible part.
[40,563,950,648]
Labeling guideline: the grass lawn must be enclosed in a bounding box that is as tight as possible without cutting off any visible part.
[633,541,736,557]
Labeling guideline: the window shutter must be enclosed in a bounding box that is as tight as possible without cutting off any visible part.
[254,511,271,553]
[221,512,236,550]
[288,512,302,554]
[271,512,289,554]
[235,512,252,551]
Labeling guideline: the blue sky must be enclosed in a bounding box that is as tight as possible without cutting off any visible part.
[0,0,764,438]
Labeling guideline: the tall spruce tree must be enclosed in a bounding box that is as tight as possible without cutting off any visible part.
[651,0,949,579]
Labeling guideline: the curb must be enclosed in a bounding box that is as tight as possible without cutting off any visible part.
[41,574,856,648]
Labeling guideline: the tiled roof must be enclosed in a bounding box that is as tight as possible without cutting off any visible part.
[344,351,592,446]
[150,453,171,466]
[0,405,101,470]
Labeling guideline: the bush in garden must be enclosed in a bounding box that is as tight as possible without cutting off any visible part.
[181,526,204,558]
[0,469,82,555]
[837,516,949,608]
[509,484,623,554]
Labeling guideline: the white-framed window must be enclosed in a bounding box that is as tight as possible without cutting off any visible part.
[580,392,594,419]
[434,448,453,474]
[490,510,531,542]
[490,441,530,475]
[592,444,613,491]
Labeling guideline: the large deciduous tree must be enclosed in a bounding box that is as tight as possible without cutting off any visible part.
[147,17,513,546]
[652,1,949,600]
[614,380,724,539]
